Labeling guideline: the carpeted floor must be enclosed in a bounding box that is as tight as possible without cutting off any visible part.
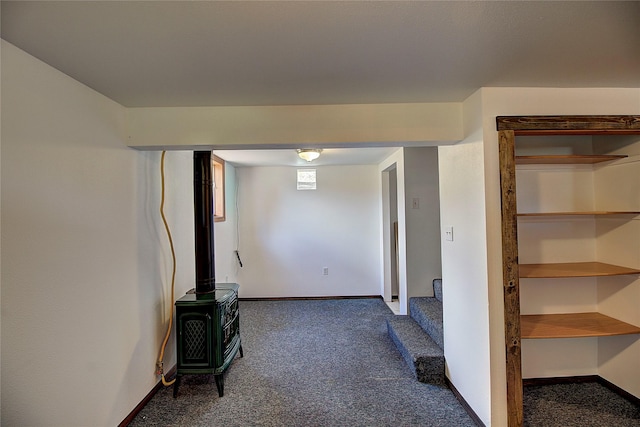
[523,382,640,427]
[130,298,476,426]
[129,298,640,426]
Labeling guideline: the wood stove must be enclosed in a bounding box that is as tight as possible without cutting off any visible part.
[173,283,242,397]
[173,151,242,398]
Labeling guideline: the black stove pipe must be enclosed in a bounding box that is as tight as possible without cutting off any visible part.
[193,151,216,294]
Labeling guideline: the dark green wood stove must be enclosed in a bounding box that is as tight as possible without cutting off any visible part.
[173,283,242,398]
[173,152,243,398]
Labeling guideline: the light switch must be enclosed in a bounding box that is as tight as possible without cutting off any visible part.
[445,226,454,241]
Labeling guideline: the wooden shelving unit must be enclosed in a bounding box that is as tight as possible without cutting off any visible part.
[521,313,640,339]
[516,154,627,165]
[497,116,640,427]
[519,262,640,279]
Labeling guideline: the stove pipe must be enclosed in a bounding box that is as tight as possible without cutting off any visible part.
[193,151,216,294]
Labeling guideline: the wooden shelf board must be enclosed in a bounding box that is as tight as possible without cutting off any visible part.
[519,262,640,278]
[515,155,627,165]
[514,130,640,136]
[496,115,640,135]
[518,211,640,217]
[521,312,640,339]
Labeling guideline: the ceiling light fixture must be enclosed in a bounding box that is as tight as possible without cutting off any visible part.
[297,149,322,162]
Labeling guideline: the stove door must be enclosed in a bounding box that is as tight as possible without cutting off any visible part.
[177,308,214,369]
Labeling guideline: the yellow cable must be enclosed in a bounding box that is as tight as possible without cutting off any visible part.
[157,151,176,386]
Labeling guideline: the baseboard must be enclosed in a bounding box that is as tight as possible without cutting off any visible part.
[523,375,640,406]
[119,365,176,427]
[445,377,486,427]
[597,376,640,406]
[523,375,599,387]
[239,295,383,301]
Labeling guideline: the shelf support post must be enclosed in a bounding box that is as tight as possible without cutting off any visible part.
[499,130,523,427]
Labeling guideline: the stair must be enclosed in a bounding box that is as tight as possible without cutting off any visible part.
[386,278,445,384]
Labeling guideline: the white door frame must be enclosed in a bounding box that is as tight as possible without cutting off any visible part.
[379,149,408,315]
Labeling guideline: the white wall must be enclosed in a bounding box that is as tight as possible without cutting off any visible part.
[379,150,408,313]
[516,136,600,379]
[213,161,240,284]
[234,165,381,298]
[404,147,442,298]
[439,87,640,427]
[594,135,640,397]
[378,147,442,311]
[126,103,463,149]
[389,168,399,297]
[515,133,602,379]
[1,41,195,426]
[439,90,494,426]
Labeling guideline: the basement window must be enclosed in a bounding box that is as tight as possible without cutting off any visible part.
[213,155,225,222]
[297,168,316,190]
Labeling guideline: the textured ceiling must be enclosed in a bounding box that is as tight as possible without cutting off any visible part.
[2,1,639,108]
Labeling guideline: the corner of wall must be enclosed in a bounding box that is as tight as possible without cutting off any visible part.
[438,92,495,425]
[214,160,239,284]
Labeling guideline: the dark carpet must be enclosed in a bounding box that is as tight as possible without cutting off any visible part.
[523,382,640,427]
[130,298,476,426]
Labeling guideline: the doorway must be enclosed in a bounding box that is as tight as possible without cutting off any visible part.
[382,162,404,314]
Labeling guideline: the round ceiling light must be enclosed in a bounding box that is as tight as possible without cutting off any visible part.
[297,149,323,162]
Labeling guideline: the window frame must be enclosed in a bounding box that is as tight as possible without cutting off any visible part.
[213,155,225,222]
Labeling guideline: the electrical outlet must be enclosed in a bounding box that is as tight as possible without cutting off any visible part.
[323,267,329,276]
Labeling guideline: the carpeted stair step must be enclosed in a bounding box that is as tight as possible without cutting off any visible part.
[409,297,444,350]
[433,278,443,302]
[386,316,445,385]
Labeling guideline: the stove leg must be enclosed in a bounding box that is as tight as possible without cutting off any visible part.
[173,375,181,398]
[214,374,224,397]
[239,344,244,358]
